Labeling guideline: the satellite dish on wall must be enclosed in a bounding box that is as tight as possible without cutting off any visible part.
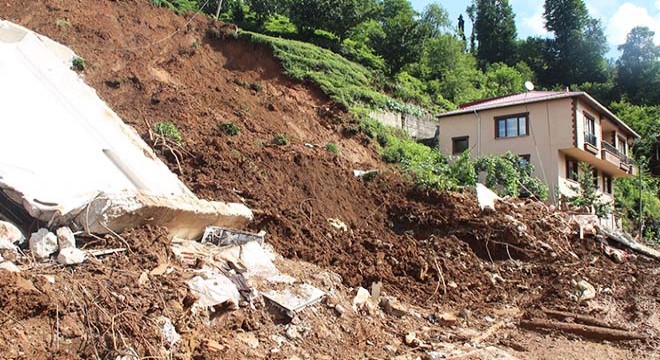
[524,81,535,91]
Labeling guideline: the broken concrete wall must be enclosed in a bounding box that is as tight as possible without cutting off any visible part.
[0,20,252,238]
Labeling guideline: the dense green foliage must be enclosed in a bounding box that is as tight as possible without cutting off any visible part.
[615,172,660,242]
[475,153,549,200]
[472,0,517,67]
[565,162,613,218]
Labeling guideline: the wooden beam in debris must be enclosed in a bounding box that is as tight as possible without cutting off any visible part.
[520,319,647,341]
[598,226,660,261]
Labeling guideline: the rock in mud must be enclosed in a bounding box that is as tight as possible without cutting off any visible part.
[0,220,25,245]
[56,226,76,249]
[57,247,86,265]
[29,228,58,259]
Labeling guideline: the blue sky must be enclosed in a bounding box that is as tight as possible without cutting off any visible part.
[410,0,660,58]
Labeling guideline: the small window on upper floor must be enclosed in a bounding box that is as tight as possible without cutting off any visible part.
[452,136,469,155]
[617,136,627,156]
[592,169,599,189]
[496,113,528,138]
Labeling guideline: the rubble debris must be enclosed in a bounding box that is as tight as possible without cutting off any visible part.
[380,296,407,317]
[56,226,76,249]
[520,319,647,341]
[262,283,325,314]
[352,287,371,310]
[334,304,346,316]
[327,218,348,232]
[604,245,628,263]
[476,183,501,211]
[200,226,264,247]
[150,263,170,276]
[370,281,382,301]
[0,220,24,244]
[186,270,241,308]
[57,248,86,265]
[598,226,660,261]
[0,261,20,272]
[158,316,181,347]
[353,169,378,178]
[86,248,127,257]
[438,312,459,326]
[404,332,422,347]
[29,228,58,259]
[575,280,596,302]
[236,332,260,349]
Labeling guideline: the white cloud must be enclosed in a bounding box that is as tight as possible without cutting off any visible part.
[607,2,660,47]
[520,0,551,37]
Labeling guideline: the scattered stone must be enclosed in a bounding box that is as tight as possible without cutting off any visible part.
[0,220,25,245]
[439,312,459,325]
[236,332,259,349]
[327,218,348,232]
[0,261,20,272]
[404,332,422,347]
[576,280,596,302]
[352,287,371,310]
[138,272,149,286]
[57,247,86,265]
[448,281,458,289]
[271,334,287,347]
[285,326,300,340]
[56,227,76,249]
[384,345,397,353]
[370,281,382,301]
[203,339,225,353]
[380,296,407,317]
[29,228,58,259]
[459,309,472,321]
[150,263,170,276]
[334,304,346,316]
[158,316,180,346]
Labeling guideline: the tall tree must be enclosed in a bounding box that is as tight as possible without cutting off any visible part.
[616,26,660,105]
[372,0,423,74]
[472,0,517,67]
[289,0,379,40]
[543,0,608,85]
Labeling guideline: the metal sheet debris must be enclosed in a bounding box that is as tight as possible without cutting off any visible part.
[201,226,264,247]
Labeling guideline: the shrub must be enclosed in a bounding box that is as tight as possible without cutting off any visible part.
[72,57,85,71]
[272,133,288,145]
[219,122,241,136]
[153,121,183,144]
[475,153,549,200]
[325,142,338,154]
[250,82,263,92]
[565,162,612,218]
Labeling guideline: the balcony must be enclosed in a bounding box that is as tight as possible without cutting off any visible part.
[583,132,598,154]
[602,140,636,175]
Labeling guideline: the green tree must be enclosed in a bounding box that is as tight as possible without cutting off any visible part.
[372,0,423,74]
[566,162,612,218]
[616,26,660,105]
[610,101,660,161]
[418,2,450,39]
[483,62,525,97]
[289,0,379,40]
[543,0,608,86]
[247,0,291,25]
[615,169,660,242]
[472,0,518,67]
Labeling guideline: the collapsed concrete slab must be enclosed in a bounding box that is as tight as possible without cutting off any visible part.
[0,20,252,239]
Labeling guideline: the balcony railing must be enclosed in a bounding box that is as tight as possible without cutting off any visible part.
[601,141,617,155]
[584,132,598,147]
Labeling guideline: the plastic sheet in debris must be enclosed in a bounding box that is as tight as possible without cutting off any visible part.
[186,269,241,308]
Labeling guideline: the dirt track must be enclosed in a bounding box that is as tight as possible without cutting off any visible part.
[1,1,659,358]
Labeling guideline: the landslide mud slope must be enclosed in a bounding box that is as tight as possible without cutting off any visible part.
[2,1,659,358]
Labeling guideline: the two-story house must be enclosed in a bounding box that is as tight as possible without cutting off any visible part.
[437,91,640,215]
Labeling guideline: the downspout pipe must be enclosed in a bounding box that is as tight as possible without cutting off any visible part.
[474,110,481,156]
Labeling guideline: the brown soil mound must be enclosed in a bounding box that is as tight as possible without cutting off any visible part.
[2,1,658,358]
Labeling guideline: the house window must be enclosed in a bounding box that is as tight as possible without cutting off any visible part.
[566,157,579,181]
[603,174,612,194]
[518,154,531,166]
[583,113,597,146]
[452,136,469,155]
[617,136,627,156]
[496,114,528,138]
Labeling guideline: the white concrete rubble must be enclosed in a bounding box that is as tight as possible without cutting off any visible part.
[0,261,20,272]
[0,20,252,240]
[56,227,76,249]
[0,220,25,245]
[158,316,181,346]
[29,228,58,259]
[57,247,86,265]
[476,183,501,211]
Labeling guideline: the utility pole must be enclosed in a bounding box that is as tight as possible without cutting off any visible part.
[215,0,224,19]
